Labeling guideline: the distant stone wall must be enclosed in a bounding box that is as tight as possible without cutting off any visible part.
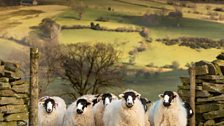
[178,53,224,126]
[0,60,29,126]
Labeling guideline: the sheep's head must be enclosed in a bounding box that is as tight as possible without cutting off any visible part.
[76,99,91,114]
[183,101,194,119]
[159,91,178,107]
[140,97,151,112]
[43,98,57,113]
[99,93,117,106]
[119,89,141,108]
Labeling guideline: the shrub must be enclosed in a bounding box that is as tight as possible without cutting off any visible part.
[171,61,180,69]
[128,49,137,55]
[214,7,224,12]
[140,27,149,38]
[146,63,155,67]
[146,37,153,43]
[136,46,146,52]
[39,18,61,40]
[193,10,200,14]
[90,22,95,29]
[161,61,180,69]
[136,41,147,52]
[95,23,101,30]
[90,22,101,30]
[168,10,183,18]
[108,7,112,11]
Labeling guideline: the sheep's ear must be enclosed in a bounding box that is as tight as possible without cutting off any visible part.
[119,93,124,98]
[39,96,48,102]
[136,93,141,98]
[146,100,151,104]
[92,98,98,106]
[173,95,177,99]
[39,102,44,106]
[87,102,91,106]
[95,94,100,98]
[159,94,164,98]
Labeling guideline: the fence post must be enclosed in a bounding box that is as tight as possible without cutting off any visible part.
[190,66,196,126]
[29,48,39,126]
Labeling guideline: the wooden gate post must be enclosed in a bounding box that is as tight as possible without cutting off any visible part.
[29,48,39,126]
[190,66,196,126]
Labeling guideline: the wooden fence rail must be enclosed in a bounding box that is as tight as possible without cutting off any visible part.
[190,67,196,126]
[29,48,39,126]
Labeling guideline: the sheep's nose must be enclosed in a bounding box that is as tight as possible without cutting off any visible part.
[77,109,83,114]
[47,109,52,113]
[163,102,171,107]
[126,103,133,108]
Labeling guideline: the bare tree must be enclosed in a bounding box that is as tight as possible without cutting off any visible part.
[70,0,87,20]
[59,43,124,99]
[38,45,62,96]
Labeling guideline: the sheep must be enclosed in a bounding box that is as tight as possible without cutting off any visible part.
[93,93,118,126]
[103,89,146,126]
[62,95,97,126]
[182,101,194,119]
[38,96,66,126]
[148,91,187,126]
[140,97,151,113]
[140,97,151,126]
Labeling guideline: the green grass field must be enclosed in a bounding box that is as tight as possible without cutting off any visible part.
[0,38,29,60]
[0,0,224,102]
[57,6,224,39]
[56,0,224,68]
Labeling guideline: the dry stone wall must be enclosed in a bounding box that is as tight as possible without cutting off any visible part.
[178,53,224,126]
[0,60,29,126]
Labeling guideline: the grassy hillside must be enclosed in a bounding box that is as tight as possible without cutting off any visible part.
[0,0,223,102]
[0,38,29,60]
[136,42,222,67]
[55,0,224,68]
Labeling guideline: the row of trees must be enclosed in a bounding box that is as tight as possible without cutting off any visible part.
[0,0,20,6]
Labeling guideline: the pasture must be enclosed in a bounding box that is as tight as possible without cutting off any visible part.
[0,0,223,103]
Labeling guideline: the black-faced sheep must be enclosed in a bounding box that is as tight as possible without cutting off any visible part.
[38,96,66,126]
[103,89,146,126]
[62,95,97,126]
[140,97,151,126]
[183,101,194,119]
[93,93,118,126]
[148,91,187,126]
